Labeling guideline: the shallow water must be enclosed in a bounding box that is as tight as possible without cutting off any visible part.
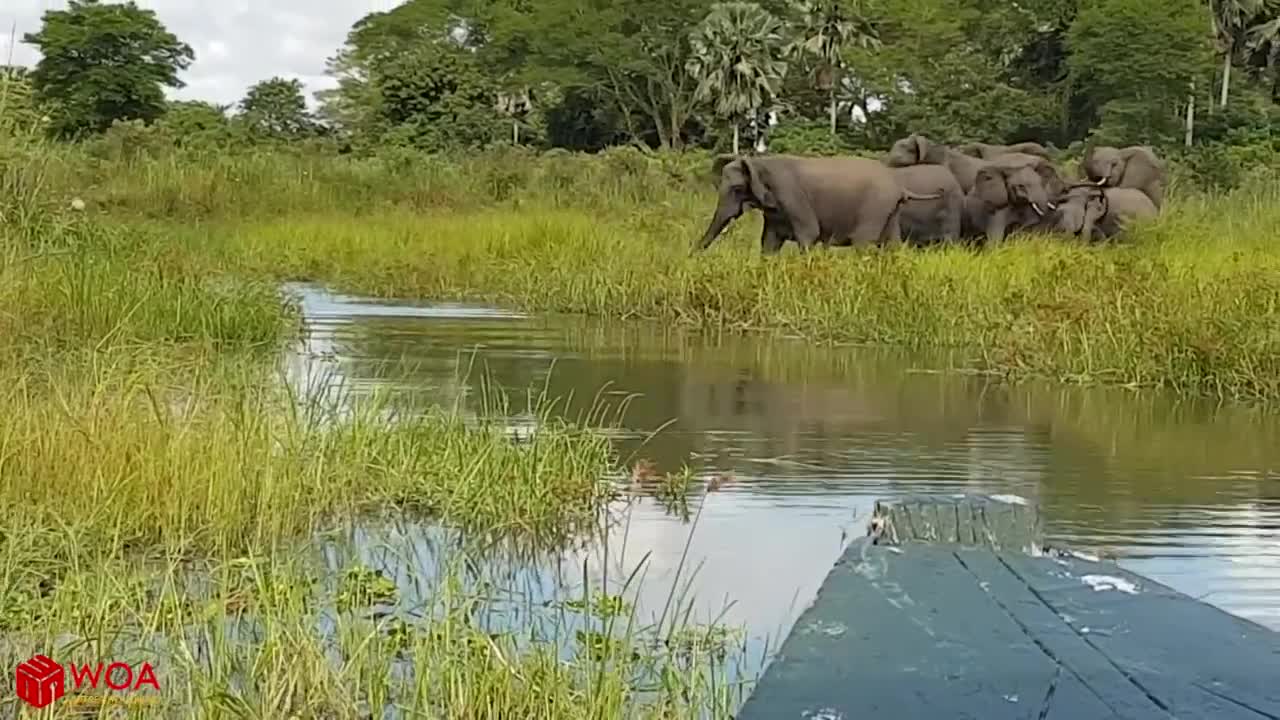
[282,283,1280,667]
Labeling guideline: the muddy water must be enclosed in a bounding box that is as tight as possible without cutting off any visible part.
[282,284,1280,664]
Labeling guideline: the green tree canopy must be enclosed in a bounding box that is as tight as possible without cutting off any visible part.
[688,2,791,153]
[156,100,238,148]
[846,0,1061,147]
[318,0,491,149]
[239,77,317,142]
[23,0,194,138]
[788,0,881,135]
[370,44,502,151]
[1067,0,1214,144]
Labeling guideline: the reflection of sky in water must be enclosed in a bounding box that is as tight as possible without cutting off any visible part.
[280,283,1280,664]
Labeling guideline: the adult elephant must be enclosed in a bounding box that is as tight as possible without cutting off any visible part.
[885,133,987,194]
[956,141,1053,161]
[1080,145,1166,210]
[1050,185,1158,241]
[694,154,938,254]
[964,153,1066,243]
[891,165,963,245]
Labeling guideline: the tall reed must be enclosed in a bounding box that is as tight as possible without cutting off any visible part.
[175,181,1280,402]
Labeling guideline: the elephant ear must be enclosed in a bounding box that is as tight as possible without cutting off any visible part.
[710,154,738,178]
[1119,146,1163,178]
[915,134,946,164]
[1034,162,1065,198]
[974,166,1009,207]
[1080,145,1097,179]
[741,158,779,210]
[912,134,931,163]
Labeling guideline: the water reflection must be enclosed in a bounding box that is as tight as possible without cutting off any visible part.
[282,284,1280,641]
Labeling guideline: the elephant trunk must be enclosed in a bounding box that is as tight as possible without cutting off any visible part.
[694,197,744,253]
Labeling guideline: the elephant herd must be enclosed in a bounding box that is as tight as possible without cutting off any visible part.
[694,134,1167,254]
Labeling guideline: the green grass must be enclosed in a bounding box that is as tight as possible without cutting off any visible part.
[148,177,1280,402]
[4,137,1280,715]
[0,197,748,717]
[27,137,1261,402]
[1,527,744,719]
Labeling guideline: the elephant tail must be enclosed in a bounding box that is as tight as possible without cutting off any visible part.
[901,189,942,202]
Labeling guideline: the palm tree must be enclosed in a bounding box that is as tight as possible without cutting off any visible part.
[1209,0,1280,109]
[787,0,880,136]
[1245,12,1280,93]
[687,2,790,154]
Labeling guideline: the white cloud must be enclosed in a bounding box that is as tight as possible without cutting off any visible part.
[3,1,386,108]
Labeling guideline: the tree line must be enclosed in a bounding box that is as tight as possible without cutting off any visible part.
[4,0,1280,158]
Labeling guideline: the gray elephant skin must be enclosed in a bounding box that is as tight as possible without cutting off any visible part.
[885,133,988,194]
[695,154,940,254]
[964,153,1067,243]
[892,165,963,244]
[1080,145,1166,210]
[956,141,1053,161]
[1051,185,1158,241]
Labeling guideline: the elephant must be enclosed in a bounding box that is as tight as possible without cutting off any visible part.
[956,141,1053,161]
[1050,185,1158,241]
[891,164,963,244]
[885,133,989,195]
[694,154,940,254]
[1080,145,1166,210]
[964,153,1067,243]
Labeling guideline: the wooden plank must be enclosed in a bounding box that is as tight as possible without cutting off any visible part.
[1001,552,1280,719]
[738,544,1094,720]
[953,548,1170,719]
[740,495,1280,720]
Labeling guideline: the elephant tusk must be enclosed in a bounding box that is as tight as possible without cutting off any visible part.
[1047,201,1057,210]
[1095,177,1108,186]
[1031,203,1044,216]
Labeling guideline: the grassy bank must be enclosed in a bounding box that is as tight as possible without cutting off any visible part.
[0,349,740,718]
[158,180,1280,402]
[15,138,1270,401]
[1,208,745,717]
[5,135,1278,714]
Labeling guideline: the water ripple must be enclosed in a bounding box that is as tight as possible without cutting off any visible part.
[283,283,1280,638]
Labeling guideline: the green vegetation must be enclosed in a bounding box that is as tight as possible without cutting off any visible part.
[7,138,1280,403]
[204,191,1280,402]
[0,183,746,716]
[9,0,1280,158]
[4,0,1280,713]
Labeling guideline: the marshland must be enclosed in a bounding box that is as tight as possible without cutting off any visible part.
[5,0,1280,717]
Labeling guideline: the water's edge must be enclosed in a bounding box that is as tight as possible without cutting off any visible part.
[281,283,1280,656]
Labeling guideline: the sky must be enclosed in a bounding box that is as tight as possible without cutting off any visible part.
[2,1,403,108]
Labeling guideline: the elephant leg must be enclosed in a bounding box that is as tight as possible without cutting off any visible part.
[984,208,1010,244]
[847,211,894,247]
[943,198,963,241]
[789,210,821,252]
[1145,183,1164,210]
[878,208,903,247]
[760,218,786,255]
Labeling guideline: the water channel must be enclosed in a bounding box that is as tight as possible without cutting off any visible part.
[281,283,1280,678]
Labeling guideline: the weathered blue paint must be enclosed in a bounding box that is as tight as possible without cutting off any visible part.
[737,497,1280,720]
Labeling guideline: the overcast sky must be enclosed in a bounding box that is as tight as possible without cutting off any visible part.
[3,1,402,108]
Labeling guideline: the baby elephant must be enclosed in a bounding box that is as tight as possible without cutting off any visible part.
[1052,185,1157,241]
